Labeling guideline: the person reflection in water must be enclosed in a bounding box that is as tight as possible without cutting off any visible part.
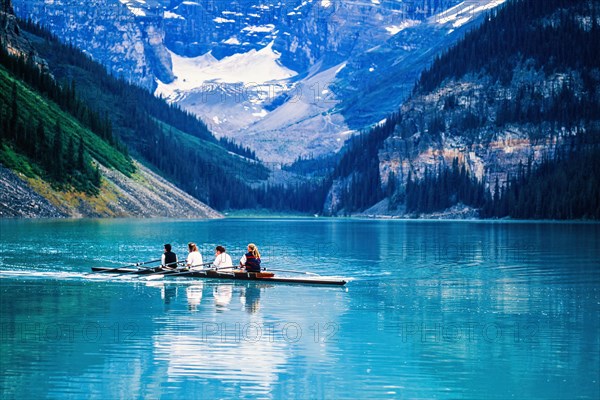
[213,284,233,312]
[162,284,177,305]
[241,285,261,313]
[186,283,204,312]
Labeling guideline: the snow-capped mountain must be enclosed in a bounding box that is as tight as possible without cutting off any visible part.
[12,0,507,162]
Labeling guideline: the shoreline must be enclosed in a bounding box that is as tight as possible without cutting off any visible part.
[2,214,598,223]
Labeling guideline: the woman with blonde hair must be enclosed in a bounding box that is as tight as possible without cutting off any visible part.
[186,242,203,269]
[239,243,261,272]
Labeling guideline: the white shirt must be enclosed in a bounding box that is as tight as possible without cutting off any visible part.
[213,253,233,269]
[186,251,203,268]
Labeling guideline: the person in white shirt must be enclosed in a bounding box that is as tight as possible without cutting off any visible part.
[213,245,233,270]
[186,242,203,269]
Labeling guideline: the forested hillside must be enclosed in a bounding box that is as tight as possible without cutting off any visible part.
[1,5,329,214]
[0,2,222,218]
[16,19,269,210]
[326,0,600,219]
[0,11,133,195]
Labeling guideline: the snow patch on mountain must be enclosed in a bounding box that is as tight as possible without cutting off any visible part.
[214,17,235,24]
[433,0,507,27]
[164,11,184,20]
[118,0,146,16]
[385,20,420,35]
[224,37,241,45]
[242,24,276,33]
[155,41,297,100]
[239,61,354,162]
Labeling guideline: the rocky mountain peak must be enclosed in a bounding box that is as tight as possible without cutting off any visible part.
[0,0,47,72]
[12,0,507,162]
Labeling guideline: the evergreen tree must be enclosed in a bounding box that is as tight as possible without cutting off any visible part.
[77,136,85,170]
[9,81,17,139]
[50,120,64,182]
[66,136,75,173]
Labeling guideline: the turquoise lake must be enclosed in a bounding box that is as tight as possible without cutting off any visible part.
[0,218,598,399]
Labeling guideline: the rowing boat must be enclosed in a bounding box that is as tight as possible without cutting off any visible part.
[91,267,347,286]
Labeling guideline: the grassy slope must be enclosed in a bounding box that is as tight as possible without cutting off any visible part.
[0,65,140,215]
[0,65,134,175]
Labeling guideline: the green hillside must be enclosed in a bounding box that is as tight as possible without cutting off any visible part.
[0,62,134,194]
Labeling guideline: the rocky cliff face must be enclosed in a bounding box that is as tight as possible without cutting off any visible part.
[11,0,512,163]
[324,0,600,216]
[380,76,584,189]
[0,0,47,70]
[336,0,507,130]
[376,4,598,196]
[12,0,173,90]
[0,164,67,217]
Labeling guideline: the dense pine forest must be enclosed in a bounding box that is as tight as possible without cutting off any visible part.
[404,159,486,214]
[417,0,600,94]
[418,0,600,142]
[329,0,600,219]
[332,114,400,213]
[0,27,133,194]
[481,147,600,219]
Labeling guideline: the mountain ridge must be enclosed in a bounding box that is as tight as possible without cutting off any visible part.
[12,0,508,162]
[0,2,220,217]
[324,0,600,219]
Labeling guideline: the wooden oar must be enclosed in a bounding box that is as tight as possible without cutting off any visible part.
[87,258,161,275]
[262,267,320,276]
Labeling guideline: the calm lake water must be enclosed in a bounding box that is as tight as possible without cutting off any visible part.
[0,218,598,399]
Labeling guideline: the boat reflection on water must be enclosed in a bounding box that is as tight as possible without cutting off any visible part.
[186,283,204,311]
[146,281,179,306]
[148,280,347,397]
[145,280,280,314]
[213,284,233,311]
[240,285,261,313]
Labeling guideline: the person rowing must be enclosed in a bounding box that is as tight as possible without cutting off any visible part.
[213,245,233,270]
[161,244,178,270]
[239,243,261,273]
[186,242,204,269]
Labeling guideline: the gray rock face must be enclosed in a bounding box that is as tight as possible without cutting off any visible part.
[0,164,66,218]
[323,63,590,216]
[377,68,586,194]
[0,161,222,218]
[12,0,172,90]
[0,1,48,72]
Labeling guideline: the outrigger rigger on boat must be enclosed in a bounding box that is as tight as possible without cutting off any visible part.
[90,266,347,286]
